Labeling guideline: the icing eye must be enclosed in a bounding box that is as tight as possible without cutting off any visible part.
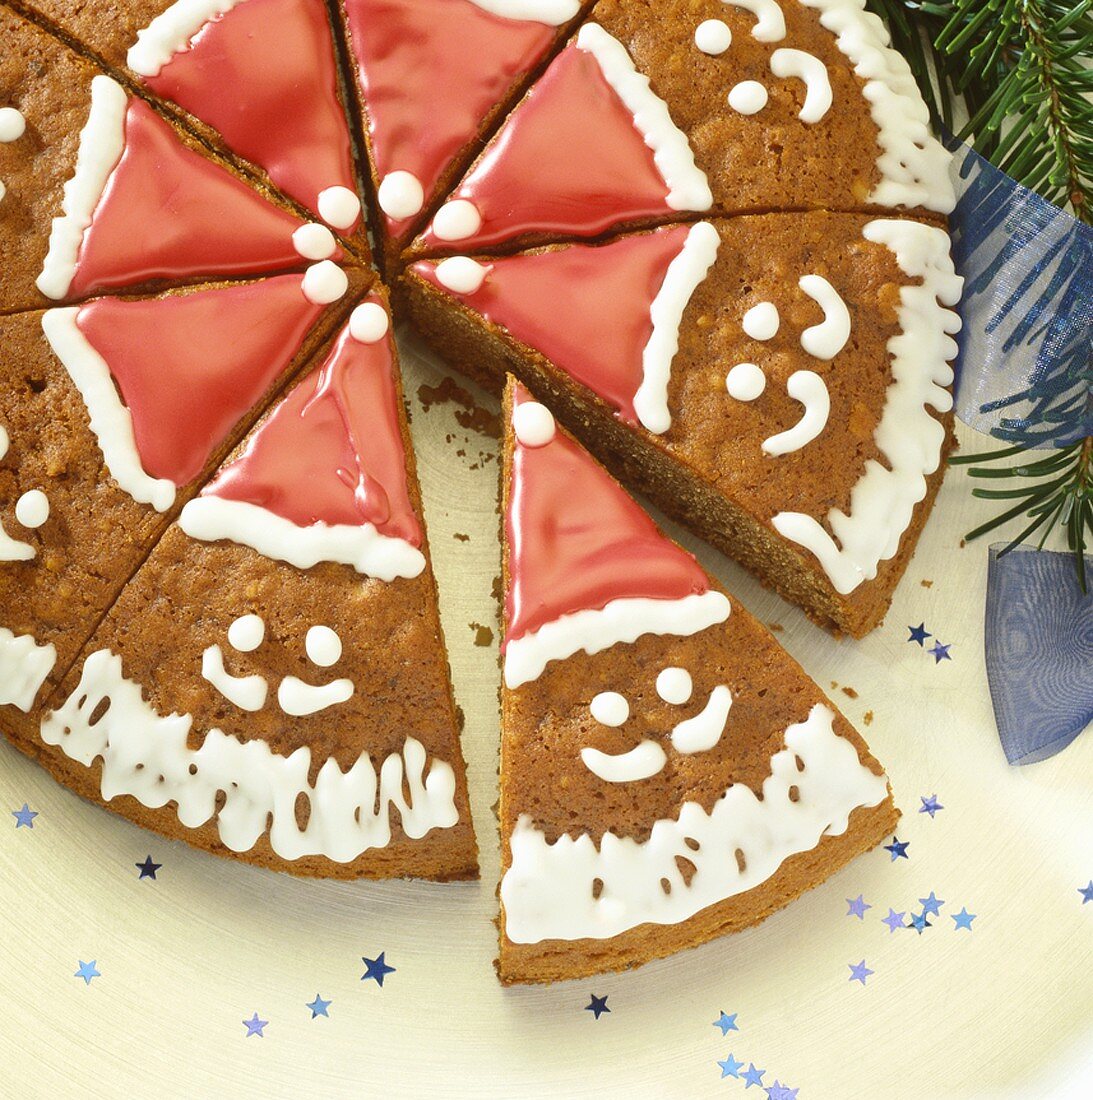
[656,667,693,705]
[0,107,26,143]
[227,614,265,652]
[694,19,731,55]
[306,625,342,667]
[590,691,629,727]
[742,301,780,341]
[727,81,768,115]
[14,489,49,529]
[726,362,766,402]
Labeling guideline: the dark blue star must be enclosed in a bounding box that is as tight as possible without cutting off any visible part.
[242,1012,268,1037]
[918,794,944,817]
[881,908,906,933]
[135,856,161,880]
[907,623,931,646]
[919,891,944,917]
[1079,882,1093,904]
[846,894,871,919]
[74,960,100,985]
[908,911,932,934]
[928,640,952,663]
[585,993,610,1019]
[741,1063,766,1089]
[884,836,910,861]
[952,907,977,931]
[11,804,38,829]
[848,959,873,985]
[717,1053,743,1078]
[713,1010,738,1035]
[306,994,331,1019]
[361,953,396,986]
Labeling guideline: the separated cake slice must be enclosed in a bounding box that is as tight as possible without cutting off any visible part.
[35,294,478,880]
[0,265,365,735]
[411,0,953,255]
[332,0,591,259]
[403,212,962,636]
[498,379,897,982]
[0,8,344,312]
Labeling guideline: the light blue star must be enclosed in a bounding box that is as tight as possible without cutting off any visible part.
[74,960,100,985]
[846,894,871,919]
[881,908,906,933]
[361,952,396,986]
[909,911,931,934]
[919,794,944,817]
[952,907,977,930]
[713,1010,738,1035]
[1079,882,1093,904]
[919,891,945,917]
[848,959,873,985]
[306,994,331,1018]
[242,1012,268,1037]
[741,1063,766,1089]
[766,1082,797,1100]
[884,836,910,861]
[929,640,952,663]
[717,1053,744,1078]
[11,804,38,828]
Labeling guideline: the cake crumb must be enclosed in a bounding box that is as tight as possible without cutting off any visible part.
[863,711,874,726]
[920,579,933,588]
[471,622,494,647]
[453,532,470,542]
[767,622,784,632]
[841,686,859,699]
[417,375,501,438]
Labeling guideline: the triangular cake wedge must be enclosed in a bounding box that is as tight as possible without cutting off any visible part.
[36,295,477,880]
[0,9,343,312]
[402,212,962,636]
[333,0,590,257]
[411,1,953,254]
[0,266,364,736]
[497,379,897,982]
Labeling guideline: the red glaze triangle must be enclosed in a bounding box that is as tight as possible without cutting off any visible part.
[199,298,422,546]
[71,98,324,297]
[419,36,672,251]
[75,275,326,486]
[506,383,709,646]
[141,0,358,222]
[344,0,557,237]
[414,225,691,424]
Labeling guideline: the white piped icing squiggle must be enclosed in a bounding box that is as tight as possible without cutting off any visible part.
[41,649,460,862]
[669,685,733,752]
[581,740,666,784]
[772,219,962,593]
[201,645,268,711]
[798,274,851,359]
[770,48,832,124]
[724,0,786,42]
[277,675,354,717]
[502,703,888,942]
[127,0,246,77]
[0,627,56,712]
[762,370,830,456]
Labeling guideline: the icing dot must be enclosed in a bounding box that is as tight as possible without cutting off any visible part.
[0,108,26,142]
[292,223,337,260]
[228,614,265,652]
[306,625,342,667]
[694,19,731,55]
[317,185,361,229]
[590,691,629,727]
[431,199,482,242]
[726,362,766,401]
[727,81,768,115]
[377,171,424,220]
[656,667,693,706]
[0,424,8,460]
[302,261,348,304]
[742,301,780,341]
[14,489,48,529]
[512,402,556,448]
[349,301,390,344]
[434,256,490,295]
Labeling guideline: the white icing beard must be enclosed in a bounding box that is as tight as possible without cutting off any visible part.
[501,702,889,943]
[0,627,57,712]
[40,649,461,862]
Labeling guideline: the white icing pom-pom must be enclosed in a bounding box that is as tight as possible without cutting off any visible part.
[742,301,780,341]
[727,81,768,115]
[590,691,630,727]
[434,256,490,295]
[228,614,265,652]
[726,363,766,401]
[694,19,731,55]
[317,185,361,229]
[0,108,26,142]
[377,171,424,220]
[656,667,693,705]
[349,301,390,344]
[431,199,483,242]
[15,490,49,529]
[292,223,337,260]
[512,401,556,448]
[305,625,342,667]
[302,261,348,304]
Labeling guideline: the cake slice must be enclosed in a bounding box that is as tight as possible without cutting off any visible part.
[402,212,962,636]
[0,266,364,735]
[411,1,953,255]
[498,379,897,982]
[35,294,478,880]
[0,9,342,312]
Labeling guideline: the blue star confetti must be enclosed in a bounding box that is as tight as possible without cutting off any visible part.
[306,994,332,1019]
[585,994,610,1019]
[920,891,945,917]
[11,804,38,829]
[848,960,873,986]
[883,836,910,861]
[907,623,931,646]
[881,908,906,933]
[909,912,932,934]
[242,1013,268,1037]
[361,953,396,987]
[928,640,953,663]
[952,907,977,931]
[1079,882,1093,904]
[766,1082,799,1099]
[74,960,100,985]
[717,1053,744,1078]
[713,1010,738,1035]
[919,794,944,817]
[741,1063,766,1089]
[846,894,871,919]
[135,856,162,880]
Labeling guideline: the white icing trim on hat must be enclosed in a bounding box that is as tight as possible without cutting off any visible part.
[36,77,128,301]
[798,0,955,213]
[465,0,580,24]
[501,702,888,942]
[41,649,460,862]
[0,627,57,712]
[633,222,720,434]
[576,24,712,212]
[179,496,426,581]
[127,0,247,77]
[772,219,962,594]
[723,0,786,42]
[504,591,730,689]
[41,307,178,512]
